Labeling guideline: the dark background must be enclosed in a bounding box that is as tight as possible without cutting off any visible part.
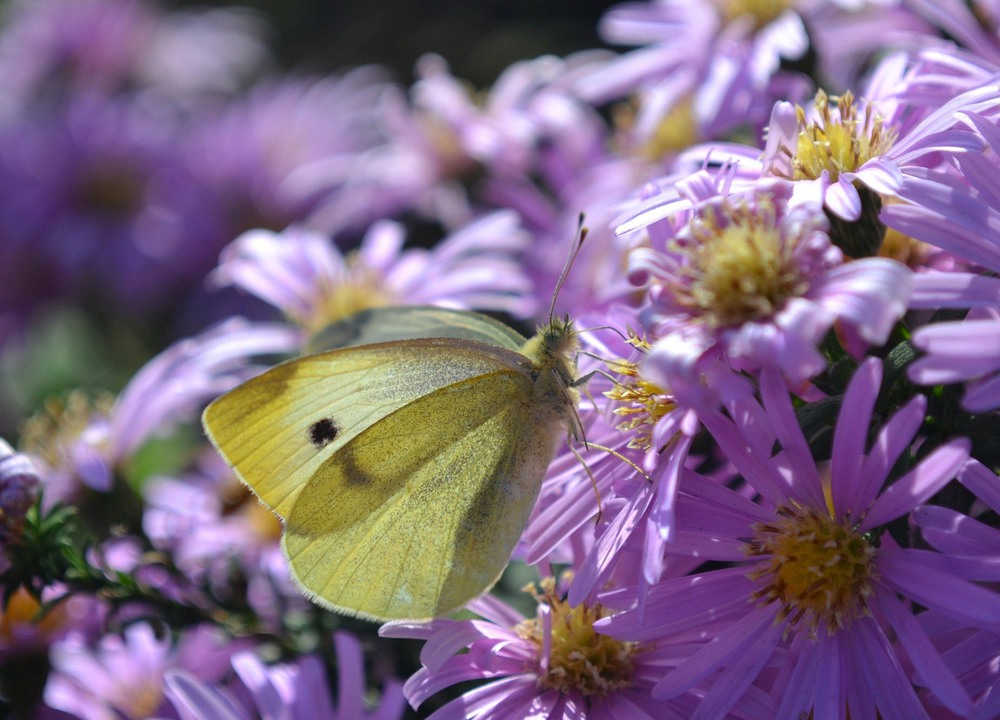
[168,0,618,84]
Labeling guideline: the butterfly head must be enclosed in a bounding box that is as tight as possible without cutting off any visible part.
[520,315,581,422]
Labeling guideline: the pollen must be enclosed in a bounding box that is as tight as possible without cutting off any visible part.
[745,500,877,637]
[791,90,897,183]
[603,333,676,451]
[517,578,637,697]
[677,199,809,328]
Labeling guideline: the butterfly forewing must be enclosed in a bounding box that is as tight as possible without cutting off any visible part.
[282,368,566,621]
[202,338,532,518]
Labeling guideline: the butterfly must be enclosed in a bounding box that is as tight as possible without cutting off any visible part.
[202,304,582,621]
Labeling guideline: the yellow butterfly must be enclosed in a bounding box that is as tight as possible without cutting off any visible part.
[202,305,581,621]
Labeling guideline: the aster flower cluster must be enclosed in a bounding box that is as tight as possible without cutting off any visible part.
[4,0,1000,718]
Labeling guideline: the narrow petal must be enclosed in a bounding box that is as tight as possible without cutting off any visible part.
[853,156,903,195]
[856,395,926,514]
[824,174,862,220]
[860,438,970,531]
[652,605,779,700]
[909,272,1000,310]
[164,670,246,720]
[831,358,881,517]
[960,459,1000,513]
[874,590,973,716]
[880,548,1000,633]
[691,621,784,720]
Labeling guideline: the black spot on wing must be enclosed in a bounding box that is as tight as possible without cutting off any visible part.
[308,418,340,448]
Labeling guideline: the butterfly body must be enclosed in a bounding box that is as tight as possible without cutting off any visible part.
[202,307,580,621]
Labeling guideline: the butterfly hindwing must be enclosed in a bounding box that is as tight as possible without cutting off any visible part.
[282,368,564,620]
[305,305,527,353]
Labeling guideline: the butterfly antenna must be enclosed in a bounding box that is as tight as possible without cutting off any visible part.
[548,214,588,324]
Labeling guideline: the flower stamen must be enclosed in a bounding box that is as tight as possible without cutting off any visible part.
[601,332,676,451]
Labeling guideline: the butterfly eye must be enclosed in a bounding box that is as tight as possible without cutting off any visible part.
[308,418,340,448]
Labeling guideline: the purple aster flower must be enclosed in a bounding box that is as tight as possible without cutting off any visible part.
[623,178,911,390]
[141,451,308,627]
[0,0,267,114]
[211,210,536,340]
[163,631,405,720]
[44,622,239,720]
[0,439,40,575]
[187,68,389,236]
[899,151,1000,411]
[19,318,297,499]
[571,0,927,153]
[572,0,818,149]
[0,90,232,319]
[658,55,1000,260]
[884,147,1000,277]
[381,574,705,719]
[597,358,994,718]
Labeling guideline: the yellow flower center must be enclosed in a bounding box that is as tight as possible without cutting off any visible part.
[517,578,636,696]
[878,226,936,267]
[719,0,792,28]
[746,501,877,637]
[679,200,809,328]
[791,90,897,183]
[221,477,283,542]
[614,95,701,160]
[110,676,165,719]
[19,391,114,471]
[300,251,392,336]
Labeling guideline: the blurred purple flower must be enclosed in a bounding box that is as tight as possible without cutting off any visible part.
[305,53,609,234]
[44,622,240,720]
[188,69,390,236]
[142,451,308,627]
[0,0,267,114]
[598,359,987,718]
[907,0,1000,68]
[212,210,536,338]
[572,0,817,148]
[19,318,297,500]
[0,90,230,319]
[164,631,406,720]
